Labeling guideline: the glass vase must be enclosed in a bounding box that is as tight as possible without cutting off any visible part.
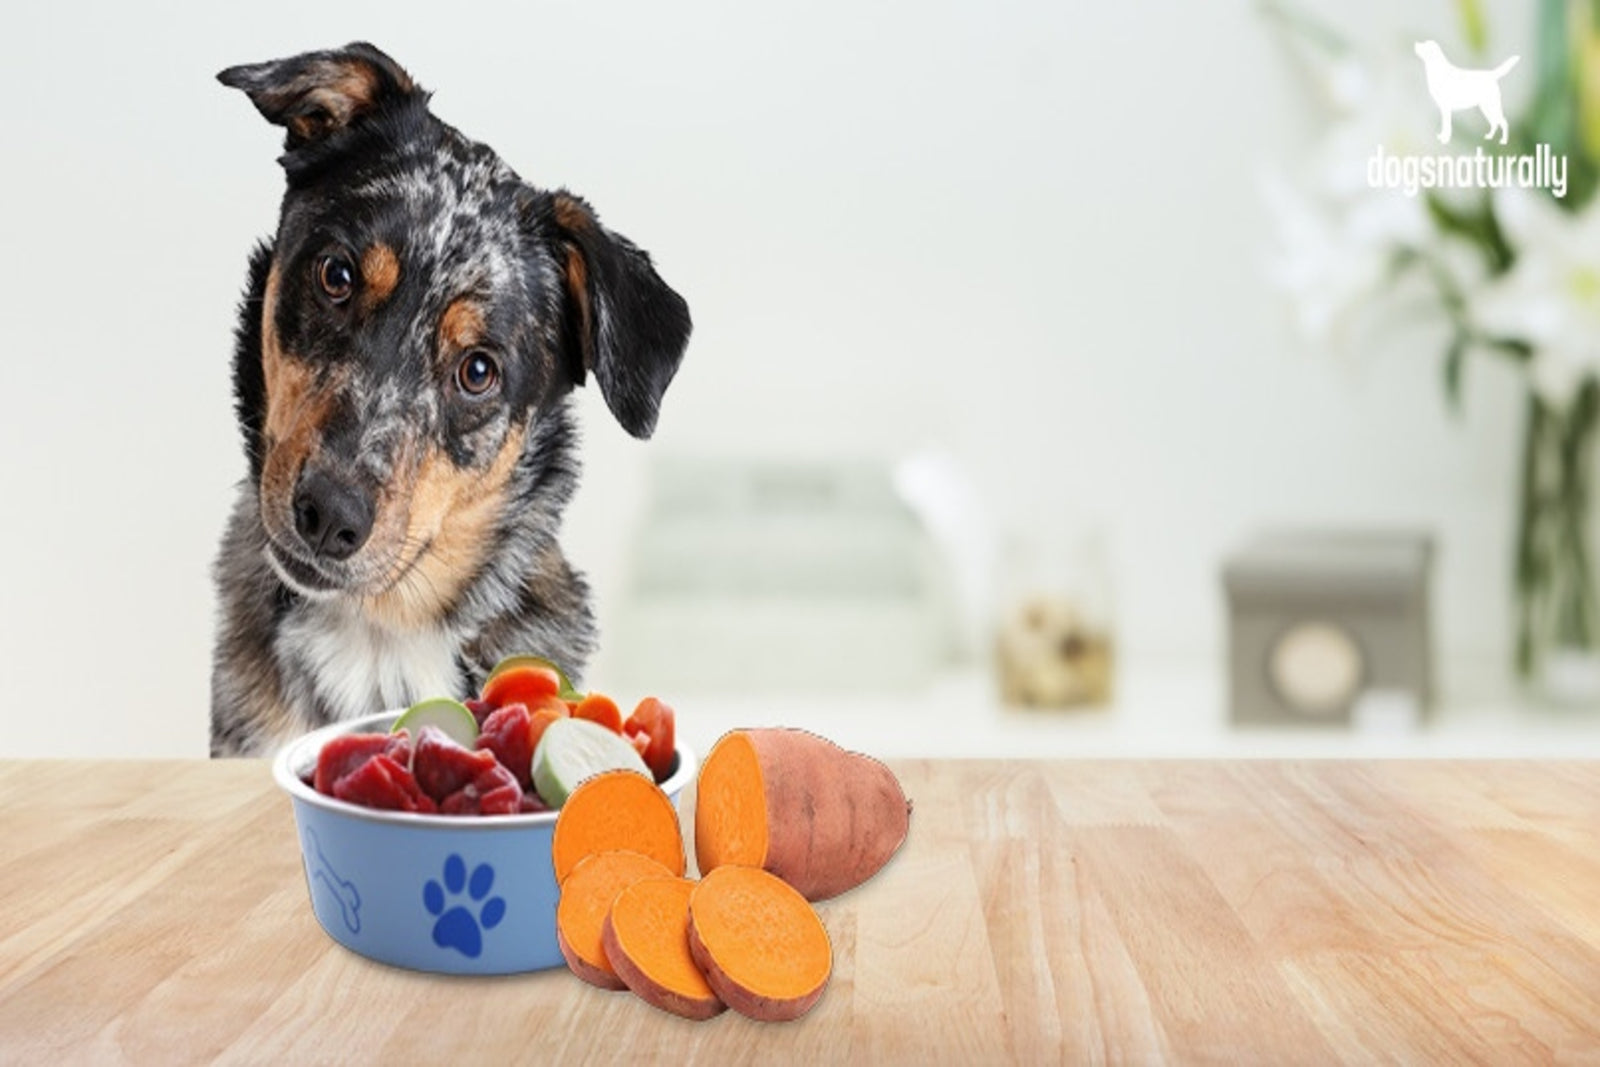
[1513,384,1600,706]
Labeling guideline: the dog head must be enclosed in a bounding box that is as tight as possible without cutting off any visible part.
[219,43,690,606]
[1414,40,1445,65]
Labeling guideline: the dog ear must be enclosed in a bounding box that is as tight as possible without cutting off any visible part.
[217,42,417,147]
[545,191,691,439]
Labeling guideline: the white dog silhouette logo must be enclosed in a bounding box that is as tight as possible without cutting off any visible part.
[1414,40,1519,145]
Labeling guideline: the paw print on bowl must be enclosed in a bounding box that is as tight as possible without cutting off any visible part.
[423,853,506,958]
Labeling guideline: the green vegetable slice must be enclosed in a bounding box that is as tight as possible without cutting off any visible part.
[392,697,479,747]
[532,717,650,808]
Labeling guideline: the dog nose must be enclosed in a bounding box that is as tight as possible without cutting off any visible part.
[292,470,375,562]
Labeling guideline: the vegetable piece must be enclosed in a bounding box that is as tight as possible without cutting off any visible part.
[532,717,651,809]
[480,666,561,710]
[623,697,677,782]
[527,705,565,755]
[572,693,624,734]
[687,865,831,1022]
[556,850,676,990]
[392,697,479,748]
[551,769,686,883]
[695,728,910,901]
[603,877,725,1021]
[525,694,572,719]
[486,654,583,701]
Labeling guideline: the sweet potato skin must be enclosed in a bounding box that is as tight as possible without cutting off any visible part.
[602,918,725,1021]
[558,925,627,991]
[556,850,676,991]
[686,909,827,1022]
[701,728,910,901]
[600,880,726,1022]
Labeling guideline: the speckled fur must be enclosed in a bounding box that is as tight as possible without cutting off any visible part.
[210,44,690,756]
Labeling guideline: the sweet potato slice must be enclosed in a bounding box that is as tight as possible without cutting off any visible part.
[687,865,831,1022]
[695,728,910,901]
[551,770,686,884]
[557,850,676,990]
[602,877,725,1021]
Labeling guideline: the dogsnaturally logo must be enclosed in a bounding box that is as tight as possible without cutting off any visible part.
[1367,40,1567,199]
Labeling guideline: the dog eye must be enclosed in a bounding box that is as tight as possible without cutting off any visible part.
[456,350,500,396]
[316,255,355,303]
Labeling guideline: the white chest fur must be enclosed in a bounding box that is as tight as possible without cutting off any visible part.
[277,600,463,722]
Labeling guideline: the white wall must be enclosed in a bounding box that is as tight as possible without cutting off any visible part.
[0,1,1536,756]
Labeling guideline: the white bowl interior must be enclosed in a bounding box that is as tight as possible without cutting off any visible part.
[272,709,697,826]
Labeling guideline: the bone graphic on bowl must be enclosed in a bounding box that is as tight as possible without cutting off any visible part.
[304,826,362,934]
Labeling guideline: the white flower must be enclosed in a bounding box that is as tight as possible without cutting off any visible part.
[1262,170,1422,343]
[1475,186,1600,406]
[1262,42,1450,347]
[1310,45,1444,201]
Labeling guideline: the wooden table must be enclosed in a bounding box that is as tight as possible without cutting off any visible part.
[2,760,1598,1064]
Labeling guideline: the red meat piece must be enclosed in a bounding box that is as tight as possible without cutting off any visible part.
[440,762,524,816]
[383,729,415,771]
[518,791,551,814]
[315,733,390,796]
[464,698,496,729]
[412,726,501,803]
[477,703,535,789]
[314,730,416,796]
[332,754,437,813]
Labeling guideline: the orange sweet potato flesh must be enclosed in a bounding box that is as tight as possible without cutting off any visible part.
[552,770,686,884]
[687,865,831,1022]
[557,850,676,990]
[601,877,725,1021]
[695,728,911,901]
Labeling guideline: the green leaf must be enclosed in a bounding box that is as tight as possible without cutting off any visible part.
[1425,194,1514,274]
[1575,6,1600,170]
[1455,0,1488,55]
[1443,334,1469,412]
[1530,0,1576,155]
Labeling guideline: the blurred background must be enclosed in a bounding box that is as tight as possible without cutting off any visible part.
[2,0,1598,758]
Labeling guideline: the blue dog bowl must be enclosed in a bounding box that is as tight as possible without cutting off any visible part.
[273,710,697,975]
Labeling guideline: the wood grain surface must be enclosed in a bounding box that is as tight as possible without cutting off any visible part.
[1,760,1597,1064]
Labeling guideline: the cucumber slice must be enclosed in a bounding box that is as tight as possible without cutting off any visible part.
[487,654,583,702]
[392,697,479,747]
[532,717,650,808]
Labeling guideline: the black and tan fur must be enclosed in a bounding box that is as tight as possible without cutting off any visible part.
[210,43,690,756]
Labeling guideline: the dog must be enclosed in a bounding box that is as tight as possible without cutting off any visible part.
[210,43,690,756]
[1413,40,1519,145]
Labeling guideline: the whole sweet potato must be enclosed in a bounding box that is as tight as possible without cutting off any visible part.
[694,728,910,901]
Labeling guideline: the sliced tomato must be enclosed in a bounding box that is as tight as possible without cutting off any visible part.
[623,697,676,782]
[627,732,650,759]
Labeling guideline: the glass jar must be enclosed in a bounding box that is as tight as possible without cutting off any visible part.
[993,528,1116,708]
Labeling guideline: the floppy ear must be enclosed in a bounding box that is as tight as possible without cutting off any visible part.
[217,42,417,147]
[548,191,691,439]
